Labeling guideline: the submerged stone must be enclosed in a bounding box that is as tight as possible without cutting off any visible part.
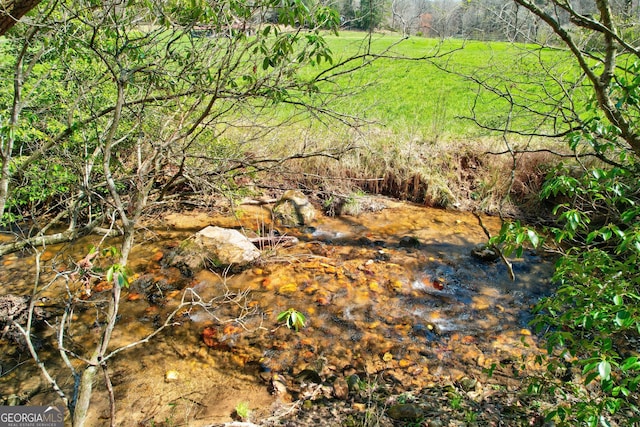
[471,243,499,262]
[387,403,424,421]
[398,236,421,248]
[164,370,179,382]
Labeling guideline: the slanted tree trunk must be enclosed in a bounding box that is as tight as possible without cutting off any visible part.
[0,221,101,257]
[0,0,41,35]
[513,0,640,157]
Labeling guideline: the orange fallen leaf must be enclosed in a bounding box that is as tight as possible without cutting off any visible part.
[202,327,217,347]
[126,292,143,301]
[93,281,112,292]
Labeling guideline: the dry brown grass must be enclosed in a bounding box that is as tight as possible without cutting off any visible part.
[241,124,565,219]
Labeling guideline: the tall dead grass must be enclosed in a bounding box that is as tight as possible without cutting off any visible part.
[246,124,562,218]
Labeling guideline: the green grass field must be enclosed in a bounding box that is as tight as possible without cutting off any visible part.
[265,31,579,144]
[320,34,485,139]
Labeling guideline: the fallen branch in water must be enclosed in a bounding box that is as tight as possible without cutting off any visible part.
[0,219,103,257]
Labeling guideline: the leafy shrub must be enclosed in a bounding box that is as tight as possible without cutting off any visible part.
[531,163,640,425]
[3,158,77,225]
[497,161,640,425]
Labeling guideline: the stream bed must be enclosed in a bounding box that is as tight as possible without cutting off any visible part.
[0,199,555,426]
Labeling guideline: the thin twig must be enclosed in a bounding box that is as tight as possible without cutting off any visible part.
[102,362,116,427]
[473,212,516,281]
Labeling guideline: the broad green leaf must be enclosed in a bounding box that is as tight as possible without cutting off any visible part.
[117,273,126,288]
[615,310,632,327]
[612,385,630,397]
[583,360,599,374]
[621,356,639,371]
[585,371,599,385]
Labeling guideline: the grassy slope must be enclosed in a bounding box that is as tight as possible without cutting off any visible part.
[0,29,572,214]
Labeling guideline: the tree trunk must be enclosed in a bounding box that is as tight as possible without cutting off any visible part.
[0,17,24,220]
[71,365,98,427]
[73,282,121,427]
[0,0,42,35]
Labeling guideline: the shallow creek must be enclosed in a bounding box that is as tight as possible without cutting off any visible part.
[0,200,555,425]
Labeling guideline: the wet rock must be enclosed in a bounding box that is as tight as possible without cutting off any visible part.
[277,283,298,294]
[425,322,442,336]
[296,369,322,385]
[398,236,421,248]
[168,228,256,273]
[398,359,412,368]
[269,373,289,398]
[387,403,424,421]
[198,226,261,265]
[202,327,231,351]
[195,226,261,267]
[126,292,143,301]
[92,281,112,292]
[248,234,299,249]
[357,236,374,246]
[272,190,316,227]
[375,249,390,261]
[323,194,387,217]
[165,245,204,274]
[310,227,348,242]
[471,244,499,262]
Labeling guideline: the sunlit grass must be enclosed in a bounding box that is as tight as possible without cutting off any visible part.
[252,31,577,212]
[266,31,579,142]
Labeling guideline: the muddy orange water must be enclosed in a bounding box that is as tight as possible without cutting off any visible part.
[0,199,555,425]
